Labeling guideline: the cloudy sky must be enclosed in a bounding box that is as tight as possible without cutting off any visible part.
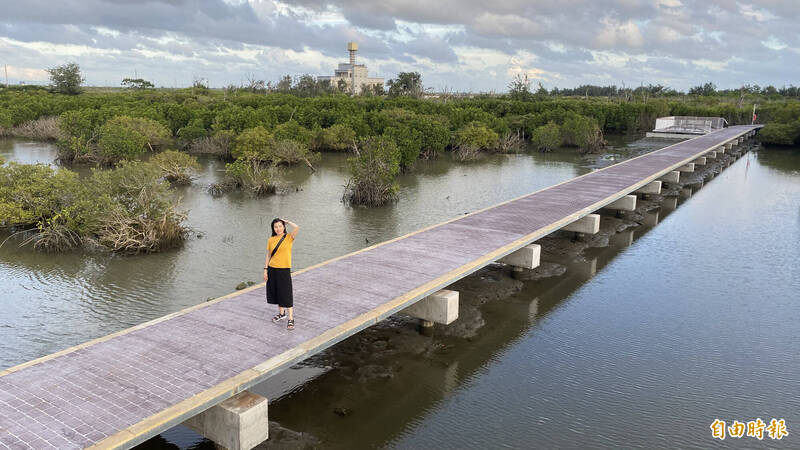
[0,0,797,92]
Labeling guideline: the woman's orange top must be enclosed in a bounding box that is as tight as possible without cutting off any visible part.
[267,234,293,268]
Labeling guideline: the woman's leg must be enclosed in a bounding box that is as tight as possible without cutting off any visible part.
[287,307,293,320]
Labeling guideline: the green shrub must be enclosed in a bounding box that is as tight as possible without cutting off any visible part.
[561,114,603,152]
[314,124,356,151]
[98,120,149,163]
[343,136,401,206]
[57,109,104,162]
[0,110,12,129]
[272,120,313,147]
[107,116,171,150]
[91,161,187,252]
[0,161,184,253]
[270,140,318,167]
[223,159,283,196]
[455,122,498,151]
[383,125,423,170]
[189,130,234,157]
[176,118,209,147]
[232,126,274,162]
[233,126,316,166]
[415,116,450,158]
[759,121,800,145]
[531,122,561,152]
[150,150,200,184]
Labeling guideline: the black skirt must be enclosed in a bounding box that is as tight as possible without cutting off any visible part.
[266,266,293,307]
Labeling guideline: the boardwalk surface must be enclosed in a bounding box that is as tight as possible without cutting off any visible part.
[0,126,759,449]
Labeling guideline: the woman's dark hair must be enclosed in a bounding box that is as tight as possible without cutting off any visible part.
[270,218,286,236]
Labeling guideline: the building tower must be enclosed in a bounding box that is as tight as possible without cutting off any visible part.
[317,42,383,95]
[348,42,358,65]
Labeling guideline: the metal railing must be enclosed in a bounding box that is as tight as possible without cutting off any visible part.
[653,116,728,134]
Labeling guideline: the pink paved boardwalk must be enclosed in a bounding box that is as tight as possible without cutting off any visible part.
[0,126,760,449]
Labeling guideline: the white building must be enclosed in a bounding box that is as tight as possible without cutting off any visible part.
[318,42,384,95]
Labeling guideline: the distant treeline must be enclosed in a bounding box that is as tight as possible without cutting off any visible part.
[1,85,798,153]
[542,83,800,99]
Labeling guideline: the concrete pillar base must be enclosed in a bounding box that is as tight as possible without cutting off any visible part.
[561,214,600,234]
[678,163,695,172]
[634,180,661,195]
[604,195,636,211]
[403,289,459,325]
[659,171,680,184]
[610,229,634,247]
[498,244,541,269]
[706,151,716,159]
[693,157,706,165]
[661,196,678,212]
[726,143,733,150]
[643,210,659,227]
[183,391,269,450]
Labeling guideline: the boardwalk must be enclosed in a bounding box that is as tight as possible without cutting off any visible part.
[0,125,759,449]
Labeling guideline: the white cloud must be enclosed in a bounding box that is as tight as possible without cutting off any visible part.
[3,65,48,81]
[692,58,728,71]
[472,13,543,38]
[0,0,797,91]
[762,35,787,50]
[655,26,681,43]
[737,3,777,22]
[595,18,644,48]
[0,37,121,57]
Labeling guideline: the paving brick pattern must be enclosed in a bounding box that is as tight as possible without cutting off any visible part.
[0,127,758,449]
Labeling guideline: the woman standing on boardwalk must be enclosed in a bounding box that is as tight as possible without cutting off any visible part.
[264,218,299,330]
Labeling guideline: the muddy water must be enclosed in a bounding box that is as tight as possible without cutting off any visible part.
[0,135,643,370]
[2,138,798,448]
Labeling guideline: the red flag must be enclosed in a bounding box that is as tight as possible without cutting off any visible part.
[753,113,757,121]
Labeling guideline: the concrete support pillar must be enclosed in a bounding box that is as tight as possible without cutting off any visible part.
[577,256,598,278]
[738,137,744,143]
[659,171,680,184]
[561,214,600,234]
[498,244,542,273]
[677,163,695,173]
[643,210,659,227]
[726,143,733,150]
[610,229,634,247]
[634,180,661,195]
[604,195,636,211]
[693,157,707,165]
[731,139,738,147]
[706,151,716,159]
[717,146,725,155]
[183,391,269,450]
[661,196,678,213]
[680,187,693,199]
[403,289,459,325]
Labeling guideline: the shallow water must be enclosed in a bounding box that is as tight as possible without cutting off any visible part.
[2,137,798,448]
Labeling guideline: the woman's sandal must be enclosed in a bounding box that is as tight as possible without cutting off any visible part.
[287,319,295,330]
[272,312,286,323]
